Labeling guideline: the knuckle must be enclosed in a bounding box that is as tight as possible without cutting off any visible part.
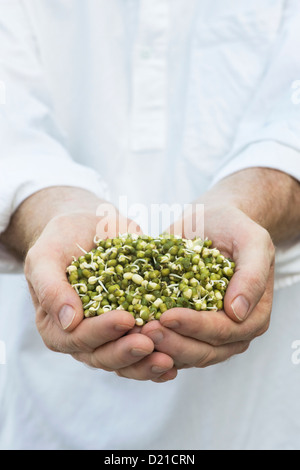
[241,312,270,341]
[24,246,36,279]
[258,226,275,262]
[211,320,233,346]
[39,282,59,312]
[187,322,204,339]
[90,353,114,371]
[242,340,251,352]
[70,351,102,370]
[256,318,271,337]
[240,322,256,341]
[35,314,67,354]
[268,236,275,259]
[44,338,61,353]
[40,330,63,353]
[237,341,250,356]
[257,224,269,240]
[66,333,94,354]
[195,347,217,368]
[246,272,266,298]
[115,370,125,378]
[35,308,59,352]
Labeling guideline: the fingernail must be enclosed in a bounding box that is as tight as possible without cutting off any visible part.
[131,348,149,357]
[148,330,164,345]
[115,324,132,333]
[59,305,76,330]
[162,320,180,329]
[151,365,170,374]
[231,296,250,321]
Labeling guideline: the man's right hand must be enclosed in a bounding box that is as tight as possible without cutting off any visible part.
[2,188,177,382]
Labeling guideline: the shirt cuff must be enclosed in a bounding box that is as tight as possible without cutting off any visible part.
[211,140,300,186]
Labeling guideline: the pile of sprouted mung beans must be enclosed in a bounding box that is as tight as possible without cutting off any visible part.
[66,233,235,326]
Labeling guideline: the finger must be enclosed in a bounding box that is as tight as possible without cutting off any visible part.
[35,308,136,354]
[73,333,155,371]
[158,305,270,346]
[116,351,176,381]
[224,223,275,322]
[142,320,250,368]
[159,309,240,345]
[25,243,85,332]
[66,310,137,351]
[151,367,178,383]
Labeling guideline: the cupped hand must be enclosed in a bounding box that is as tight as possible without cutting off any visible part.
[142,205,275,369]
[24,210,177,382]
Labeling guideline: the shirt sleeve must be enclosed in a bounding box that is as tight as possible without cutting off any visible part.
[211,0,300,186]
[0,1,109,273]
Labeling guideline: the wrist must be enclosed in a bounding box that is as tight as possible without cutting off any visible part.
[0,186,111,259]
[199,168,300,244]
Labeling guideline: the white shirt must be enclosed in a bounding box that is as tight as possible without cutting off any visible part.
[0,0,300,450]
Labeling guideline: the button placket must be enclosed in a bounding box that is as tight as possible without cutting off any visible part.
[131,0,170,152]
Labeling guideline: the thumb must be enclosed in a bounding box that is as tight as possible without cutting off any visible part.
[224,226,275,323]
[25,247,84,332]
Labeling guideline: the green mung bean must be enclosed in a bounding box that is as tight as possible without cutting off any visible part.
[67,233,235,326]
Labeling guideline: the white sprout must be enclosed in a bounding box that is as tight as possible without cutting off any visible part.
[89,304,101,312]
[93,235,102,244]
[72,283,88,294]
[103,305,113,312]
[169,273,183,280]
[184,249,196,255]
[76,243,88,254]
[83,300,97,310]
[210,279,226,286]
[131,259,148,266]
